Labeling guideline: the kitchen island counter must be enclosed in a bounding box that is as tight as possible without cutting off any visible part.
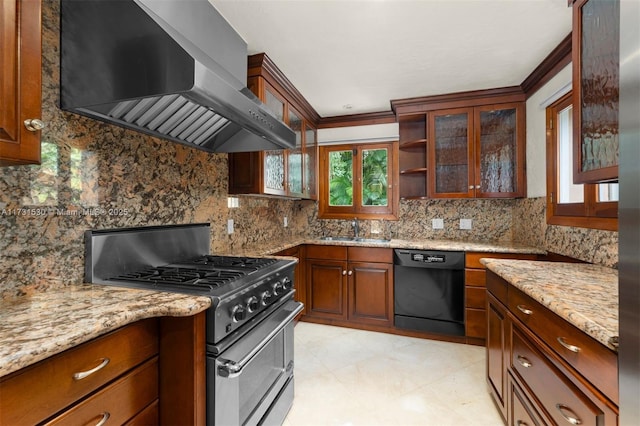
[0,284,211,378]
[481,259,618,351]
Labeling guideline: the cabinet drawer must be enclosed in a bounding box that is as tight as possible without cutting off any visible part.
[465,308,486,338]
[509,375,545,426]
[465,252,537,269]
[508,287,618,403]
[306,244,347,260]
[125,400,158,425]
[511,326,603,426]
[0,319,158,425]
[465,269,486,287]
[466,286,486,309]
[348,246,392,263]
[45,357,158,425]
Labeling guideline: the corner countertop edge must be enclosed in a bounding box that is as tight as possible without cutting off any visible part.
[0,284,211,379]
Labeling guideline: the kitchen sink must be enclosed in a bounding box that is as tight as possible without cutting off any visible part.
[319,236,391,243]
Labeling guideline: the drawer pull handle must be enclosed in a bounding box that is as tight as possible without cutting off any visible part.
[557,337,581,353]
[96,412,110,426]
[516,355,532,368]
[73,357,110,380]
[556,404,582,425]
[517,305,533,315]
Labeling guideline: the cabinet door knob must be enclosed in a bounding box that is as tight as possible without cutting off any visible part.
[348,270,353,276]
[23,118,45,131]
[342,270,347,276]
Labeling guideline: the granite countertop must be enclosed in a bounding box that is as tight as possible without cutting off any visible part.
[0,238,543,380]
[248,237,546,256]
[0,284,211,379]
[481,259,618,351]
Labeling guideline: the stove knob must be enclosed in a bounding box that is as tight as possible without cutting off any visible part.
[261,290,273,306]
[246,296,259,313]
[281,277,293,291]
[272,281,284,296]
[231,304,246,322]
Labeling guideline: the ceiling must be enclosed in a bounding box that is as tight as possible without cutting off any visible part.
[210,0,573,118]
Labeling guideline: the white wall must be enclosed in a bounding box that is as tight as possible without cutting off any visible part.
[318,122,399,145]
[525,64,572,197]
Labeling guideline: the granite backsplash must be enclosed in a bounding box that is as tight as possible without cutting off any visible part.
[512,197,618,268]
[0,0,618,299]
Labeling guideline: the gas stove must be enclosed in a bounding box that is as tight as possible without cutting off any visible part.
[85,224,298,345]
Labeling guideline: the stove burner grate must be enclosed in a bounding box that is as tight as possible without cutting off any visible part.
[110,266,246,291]
[187,255,278,272]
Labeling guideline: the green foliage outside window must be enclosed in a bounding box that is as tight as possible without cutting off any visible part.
[329,150,353,206]
[328,148,388,207]
[362,149,388,206]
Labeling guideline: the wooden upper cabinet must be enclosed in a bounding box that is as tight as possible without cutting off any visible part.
[393,88,526,200]
[228,53,320,200]
[0,0,43,166]
[427,103,525,199]
[572,0,620,183]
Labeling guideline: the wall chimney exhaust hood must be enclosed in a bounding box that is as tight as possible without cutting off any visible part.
[60,0,295,153]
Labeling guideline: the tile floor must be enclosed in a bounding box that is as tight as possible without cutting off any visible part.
[284,322,504,426]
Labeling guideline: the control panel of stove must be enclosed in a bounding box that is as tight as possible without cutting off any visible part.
[229,276,293,323]
[209,265,296,344]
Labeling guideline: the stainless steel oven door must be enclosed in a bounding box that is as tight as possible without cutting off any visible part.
[208,299,303,426]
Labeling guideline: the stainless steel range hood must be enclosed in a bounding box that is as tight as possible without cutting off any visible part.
[60,0,295,153]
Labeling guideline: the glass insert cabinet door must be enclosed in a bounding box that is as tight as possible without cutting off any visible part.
[287,108,303,196]
[476,106,517,195]
[263,150,286,195]
[304,125,317,199]
[428,105,523,198]
[428,109,473,198]
[573,0,619,183]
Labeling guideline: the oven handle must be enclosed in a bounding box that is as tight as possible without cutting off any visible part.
[217,301,303,379]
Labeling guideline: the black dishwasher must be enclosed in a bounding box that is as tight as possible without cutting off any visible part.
[394,249,465,336]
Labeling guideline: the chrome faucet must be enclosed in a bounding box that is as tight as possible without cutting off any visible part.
[352,218,360,239]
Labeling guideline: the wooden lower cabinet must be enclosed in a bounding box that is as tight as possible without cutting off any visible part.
[0,314,206,426]
[487,292,510,422]
[465,252,537,342]
[307,257,348,320]
[305,245,393,328]
[486,271,618,426]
